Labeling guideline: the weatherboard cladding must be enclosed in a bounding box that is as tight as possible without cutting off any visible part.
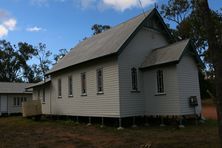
[46,9,154,74]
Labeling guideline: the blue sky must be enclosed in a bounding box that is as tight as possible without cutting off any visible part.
[0,0,221,57]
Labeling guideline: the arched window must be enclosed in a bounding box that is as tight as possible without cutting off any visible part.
[157,70,164,93]
[131,68,138,91]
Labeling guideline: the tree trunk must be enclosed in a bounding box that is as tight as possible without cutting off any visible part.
[193,0,222,147]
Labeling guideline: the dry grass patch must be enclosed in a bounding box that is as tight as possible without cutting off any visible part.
[0,116,219,148]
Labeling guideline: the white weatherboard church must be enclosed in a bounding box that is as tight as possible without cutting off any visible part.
[27,9,202,126]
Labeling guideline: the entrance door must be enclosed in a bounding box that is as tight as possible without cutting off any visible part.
[0,95,7,113]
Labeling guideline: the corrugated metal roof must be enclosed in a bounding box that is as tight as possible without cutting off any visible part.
[0,82,34,94]
[140,39,190,68]
[46,9,154,74]
[26,78,51,89]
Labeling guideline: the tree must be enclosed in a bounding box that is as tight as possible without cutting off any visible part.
[34,43,52,80]
[160,0,216,98]
[161,0,222,145]
[0,40,20,82]
[0,40,37,82]
[17,42,37,83]
[53,48,68,64]
[193,0,222,146]
[91,24,111,35]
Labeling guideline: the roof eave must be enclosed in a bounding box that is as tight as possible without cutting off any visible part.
[140,60,179,70]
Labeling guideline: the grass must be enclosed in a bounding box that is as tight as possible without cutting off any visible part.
[0,116,219,148]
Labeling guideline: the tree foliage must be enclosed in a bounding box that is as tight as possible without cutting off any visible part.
[91,24,111,35]
[160,0,222,98]
[34,43,52,80]
[53,48,68,64]
[162,0,222,144]
[0,40,36,82]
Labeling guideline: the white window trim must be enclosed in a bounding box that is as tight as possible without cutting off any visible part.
[96,68,104,94]
[156,70,165,95]
[81,72,87,96]
[58,78,62,98]
[68,75,73,97]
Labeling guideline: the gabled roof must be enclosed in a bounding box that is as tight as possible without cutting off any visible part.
[140,39,190,68]
[26,78,51,89]
[0,82,34,94]
[46,8,173,75]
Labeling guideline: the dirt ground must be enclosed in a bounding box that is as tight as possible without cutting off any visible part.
[202,105,218,120]
[0,116,219,148]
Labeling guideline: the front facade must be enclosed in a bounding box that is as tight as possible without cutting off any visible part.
[0,82,33,115]
[29,9,202,118]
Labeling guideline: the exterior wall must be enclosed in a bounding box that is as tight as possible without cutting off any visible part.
[0,94,32,114]
[143,65,181,115]
[39,57,120,117]
[33,84,51,114]
[118,27,169,117]
[177,54,202,115]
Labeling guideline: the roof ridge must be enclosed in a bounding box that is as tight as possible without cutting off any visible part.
[74,9,154,48]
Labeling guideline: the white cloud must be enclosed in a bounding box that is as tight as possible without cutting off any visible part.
[30,0,156,11]
[0,18,17,38]
[79,0,97,9]
[3,18,16,31]
[26,26,43,32]
[102,0,156,11]
[0,25,8,37]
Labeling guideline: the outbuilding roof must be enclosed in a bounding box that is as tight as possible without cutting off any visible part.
[46,9,156,75]
[0,82,34,94]
[26,78,51,89]
[140,39,190,68]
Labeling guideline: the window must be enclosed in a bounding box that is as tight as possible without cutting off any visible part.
[157,70,164,93]
[97,68,103,93]
[81,72,87,95]
[13,97,27,106]
[131,68,138,91]
[16,97,20,106]
[43,88,45,102]
[13,97,16,106]
[58,78,62,97]
[38,90,40,100]
[68,75,73,96]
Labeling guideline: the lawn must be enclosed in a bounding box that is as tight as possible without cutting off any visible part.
[0,116,219,148]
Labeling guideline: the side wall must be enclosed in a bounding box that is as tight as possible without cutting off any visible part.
[143,65,181,115]
[177,54,202,115]
[38,57,120,117]
[33,84,51,114]
[118,27,169,117]
[7,94,32,114]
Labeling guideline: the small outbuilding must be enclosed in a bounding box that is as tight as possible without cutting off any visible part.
[0,82,33,115]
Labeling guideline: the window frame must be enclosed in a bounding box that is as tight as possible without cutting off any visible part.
[156,70,165,94]
[96,68,104,94]
[81,72,87,96]
[131,67,138,91]
[42,88,45,103]
[13,97,17,106]
[68,75,73,97]
[37,89,40,100]
[58,78,62,98]
[16,97,20,106]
